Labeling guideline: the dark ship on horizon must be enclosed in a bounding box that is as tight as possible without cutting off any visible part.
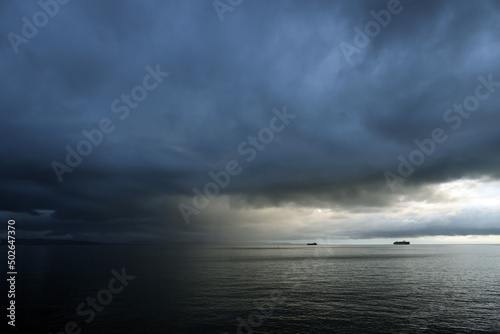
[393,241,410,245]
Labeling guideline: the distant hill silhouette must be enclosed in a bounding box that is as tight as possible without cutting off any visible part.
[0,238,103,246]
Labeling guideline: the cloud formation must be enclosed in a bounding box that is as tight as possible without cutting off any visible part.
[1,0,500,243]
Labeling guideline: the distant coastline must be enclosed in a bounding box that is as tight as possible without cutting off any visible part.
[0,238,103,246]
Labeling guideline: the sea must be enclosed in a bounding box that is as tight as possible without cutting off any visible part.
[2,244,500,333]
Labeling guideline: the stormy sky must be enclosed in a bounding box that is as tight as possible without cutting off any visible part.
[1,0,500,244]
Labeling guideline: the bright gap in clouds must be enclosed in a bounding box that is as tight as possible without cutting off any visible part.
[311,178,500,243]
[389,178,500,218]
[437,178,500,209]
[196,177,500,244]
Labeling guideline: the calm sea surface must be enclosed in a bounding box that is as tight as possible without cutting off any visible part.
[3,244,500,333]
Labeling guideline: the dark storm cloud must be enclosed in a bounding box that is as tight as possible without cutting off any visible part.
[1,0,500,242]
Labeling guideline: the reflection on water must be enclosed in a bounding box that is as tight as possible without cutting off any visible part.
[2,244,500,333]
